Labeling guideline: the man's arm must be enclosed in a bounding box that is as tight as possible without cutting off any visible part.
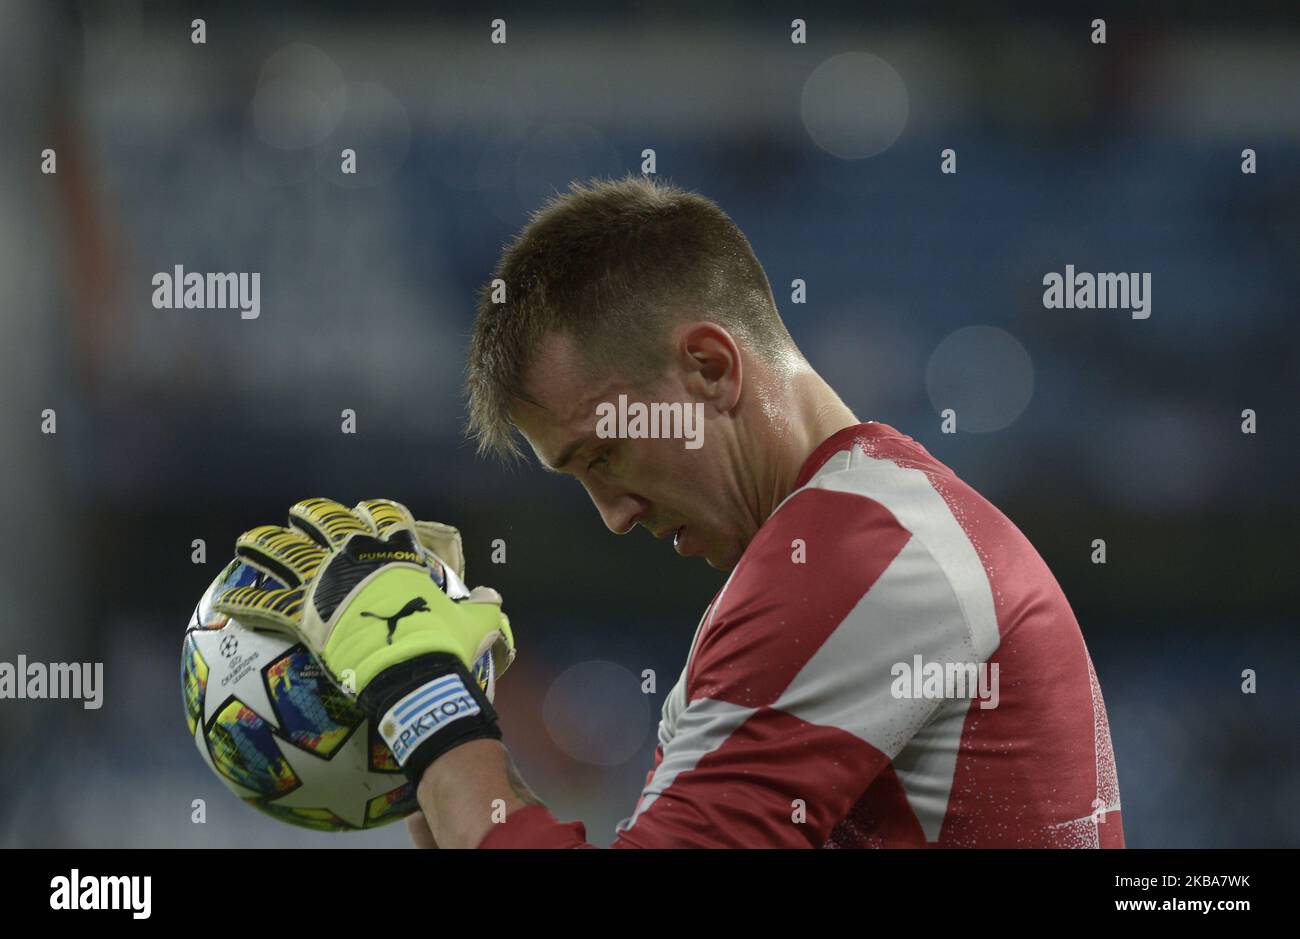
[405,809,439,849]
[414,688,897,849]
[417,739,544,848]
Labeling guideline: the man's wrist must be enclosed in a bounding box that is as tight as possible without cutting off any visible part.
[416,738,538,849]
[358,653,501,785]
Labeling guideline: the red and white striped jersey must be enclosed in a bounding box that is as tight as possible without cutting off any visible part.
[481,422,1123,848]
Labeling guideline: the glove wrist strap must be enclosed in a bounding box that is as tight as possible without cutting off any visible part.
[359,653,501,786]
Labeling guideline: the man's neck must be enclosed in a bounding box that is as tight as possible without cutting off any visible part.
[749,366,859,525]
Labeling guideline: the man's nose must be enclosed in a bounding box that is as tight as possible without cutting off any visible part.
[585,483,647,535]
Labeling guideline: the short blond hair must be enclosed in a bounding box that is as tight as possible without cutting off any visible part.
[466,175,791,459]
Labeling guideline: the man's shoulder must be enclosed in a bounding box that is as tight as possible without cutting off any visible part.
[795,421,958,499]
[686,422,1007,692]
[745,421,960,566]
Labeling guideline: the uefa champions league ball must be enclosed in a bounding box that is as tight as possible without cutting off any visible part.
[181,552,495,831]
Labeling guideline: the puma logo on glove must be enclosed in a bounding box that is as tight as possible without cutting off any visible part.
[360,597,431,645]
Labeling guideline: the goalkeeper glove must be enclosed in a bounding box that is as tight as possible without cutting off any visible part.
[213,497,515,785]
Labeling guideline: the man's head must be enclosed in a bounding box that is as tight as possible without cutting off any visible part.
[466,175,807,570]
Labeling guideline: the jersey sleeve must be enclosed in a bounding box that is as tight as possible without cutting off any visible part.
[481,486,987,848]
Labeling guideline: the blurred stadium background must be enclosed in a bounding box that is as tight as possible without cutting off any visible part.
[0,0,1296,847]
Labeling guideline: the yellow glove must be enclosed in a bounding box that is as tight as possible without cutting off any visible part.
[214,497,515,780]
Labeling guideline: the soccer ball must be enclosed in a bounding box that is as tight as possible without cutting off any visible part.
[181,552,495,832]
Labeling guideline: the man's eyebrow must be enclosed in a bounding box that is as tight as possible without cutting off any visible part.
[539,436,591,474]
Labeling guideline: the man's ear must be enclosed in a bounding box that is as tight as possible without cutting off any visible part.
[676,322,743,413]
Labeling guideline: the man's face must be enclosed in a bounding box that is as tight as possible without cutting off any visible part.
[510,332,749,571]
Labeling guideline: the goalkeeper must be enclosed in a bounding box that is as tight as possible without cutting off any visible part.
[222,176,1123,848]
